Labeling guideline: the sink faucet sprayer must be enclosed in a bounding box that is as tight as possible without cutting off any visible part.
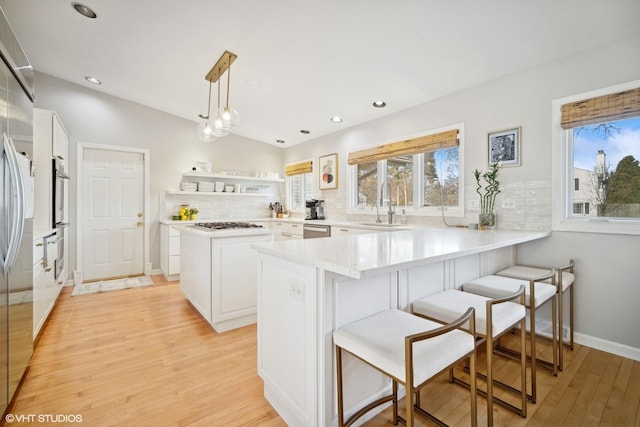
[376,181,395,224]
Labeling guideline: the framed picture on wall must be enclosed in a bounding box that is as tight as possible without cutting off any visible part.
[319,153,338,189]
[488,127,521,166]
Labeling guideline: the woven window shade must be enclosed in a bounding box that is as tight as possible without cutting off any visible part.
[561,87,640,129]
[285,160,313,176]
[347,129,459,165]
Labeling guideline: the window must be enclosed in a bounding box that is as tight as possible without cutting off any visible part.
[348,125,464,217]
[285,160,314,211]
[388,155,413,207]
[424,148,459,208]
[552,81,640,234]
[356,161,378,208]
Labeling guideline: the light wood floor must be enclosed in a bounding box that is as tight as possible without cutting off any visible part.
[5,276,639,426]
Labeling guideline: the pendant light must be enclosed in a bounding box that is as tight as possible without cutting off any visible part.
[211,73,229,138]
[196,51,238,141]
[221,59,239,130]
[197,81,218,142]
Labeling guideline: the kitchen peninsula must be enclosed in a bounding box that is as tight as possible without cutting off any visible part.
[252,227,549,426]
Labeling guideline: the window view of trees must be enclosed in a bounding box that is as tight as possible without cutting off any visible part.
[355,148,460,210]
[424,148,459,207]
[356,161,378,208]
[387,155,413,206]
[573,117,640,218]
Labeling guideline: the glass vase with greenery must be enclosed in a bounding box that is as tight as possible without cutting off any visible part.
[474,163,501,229]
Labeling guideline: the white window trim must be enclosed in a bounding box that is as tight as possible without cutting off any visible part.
[347,123,465,218]
[552,80,640,235]
[285,158,314,214]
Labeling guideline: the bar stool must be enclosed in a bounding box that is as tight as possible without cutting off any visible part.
[462,271,557,404]
[496,259,575,371]
[413,287,526,426]
[333,308,477,427]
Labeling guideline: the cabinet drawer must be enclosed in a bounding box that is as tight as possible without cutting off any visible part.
[169,255,180,274]
[169,236,181,255]
[33,239,45,264]
[272,222,303,236]
[169,226,181,237]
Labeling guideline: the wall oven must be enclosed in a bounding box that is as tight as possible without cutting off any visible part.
[52,158,69,280]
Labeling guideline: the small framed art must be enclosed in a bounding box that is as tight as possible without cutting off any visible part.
[488,127,521,166]
[319,153,338,189]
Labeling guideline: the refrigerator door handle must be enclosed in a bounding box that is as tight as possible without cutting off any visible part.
[3,134,25,275]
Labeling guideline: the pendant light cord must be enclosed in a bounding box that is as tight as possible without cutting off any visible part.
[206,81,212,118]
[218,67,222,111]
[225,60,231,109]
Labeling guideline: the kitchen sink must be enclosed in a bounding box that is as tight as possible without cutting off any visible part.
[358,222,406,228]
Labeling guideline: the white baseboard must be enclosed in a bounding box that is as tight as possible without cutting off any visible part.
[534,320,640,362]
[574,332,640,362]
[150,268,162,275]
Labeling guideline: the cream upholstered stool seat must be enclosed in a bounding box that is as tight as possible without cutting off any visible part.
[333,309,477,427]
[496,259,575,371]
[462,273,557,404]
[413,288,527,425]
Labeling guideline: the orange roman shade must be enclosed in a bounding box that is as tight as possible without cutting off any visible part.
[347,129,459,165]
[285,160,313,176]
[561,87,640,129]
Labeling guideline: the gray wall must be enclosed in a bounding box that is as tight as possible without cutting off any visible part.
[33,32,640,355]
[33,73,284,274]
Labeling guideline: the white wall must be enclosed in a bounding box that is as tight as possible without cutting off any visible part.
[32,73,284,274]
[284,33,640,354]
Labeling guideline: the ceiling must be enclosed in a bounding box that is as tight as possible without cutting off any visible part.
[1,0,638,147]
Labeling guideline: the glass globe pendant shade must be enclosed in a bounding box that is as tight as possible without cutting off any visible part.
[197,120,218,142]
[210,110,230,137]
[221,106,240,130]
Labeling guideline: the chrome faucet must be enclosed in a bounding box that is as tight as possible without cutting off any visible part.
[377,181,395,224]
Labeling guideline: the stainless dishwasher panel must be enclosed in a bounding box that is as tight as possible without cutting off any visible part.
[303,224,331,239]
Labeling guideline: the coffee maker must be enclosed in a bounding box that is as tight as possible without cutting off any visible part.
[305,199,325,220]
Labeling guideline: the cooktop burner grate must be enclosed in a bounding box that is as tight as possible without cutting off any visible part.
[194,222,263,230]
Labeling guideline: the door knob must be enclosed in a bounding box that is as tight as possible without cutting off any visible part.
[137,213,143,218]
[137,222,143,227]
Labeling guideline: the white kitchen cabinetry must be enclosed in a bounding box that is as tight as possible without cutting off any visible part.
[160,224,181,280]
[331,226,369,236]
[52,113,69,164]
[180,229,274,332]
[272,221,303,240]
[32,233,62,339]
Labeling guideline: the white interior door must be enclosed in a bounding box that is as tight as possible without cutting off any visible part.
[82,148,144,281]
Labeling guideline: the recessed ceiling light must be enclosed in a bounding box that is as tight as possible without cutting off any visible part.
[372,100,387,108]
[276,139,285,144]
[85,76,102,85]
[330,116,343,124]
[300,130,310,134]
[72,3,97,19]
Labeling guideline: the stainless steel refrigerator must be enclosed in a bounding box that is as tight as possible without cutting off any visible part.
[0,7,35,413]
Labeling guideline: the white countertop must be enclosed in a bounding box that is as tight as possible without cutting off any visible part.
[159,216,413,231]
[251,228,550,279]
[177,224,275,238]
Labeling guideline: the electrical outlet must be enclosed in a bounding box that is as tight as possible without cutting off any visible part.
[501,200,516,209]
[289,281,304,301]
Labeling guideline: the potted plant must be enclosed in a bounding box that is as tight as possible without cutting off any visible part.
[474,163,501,230]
